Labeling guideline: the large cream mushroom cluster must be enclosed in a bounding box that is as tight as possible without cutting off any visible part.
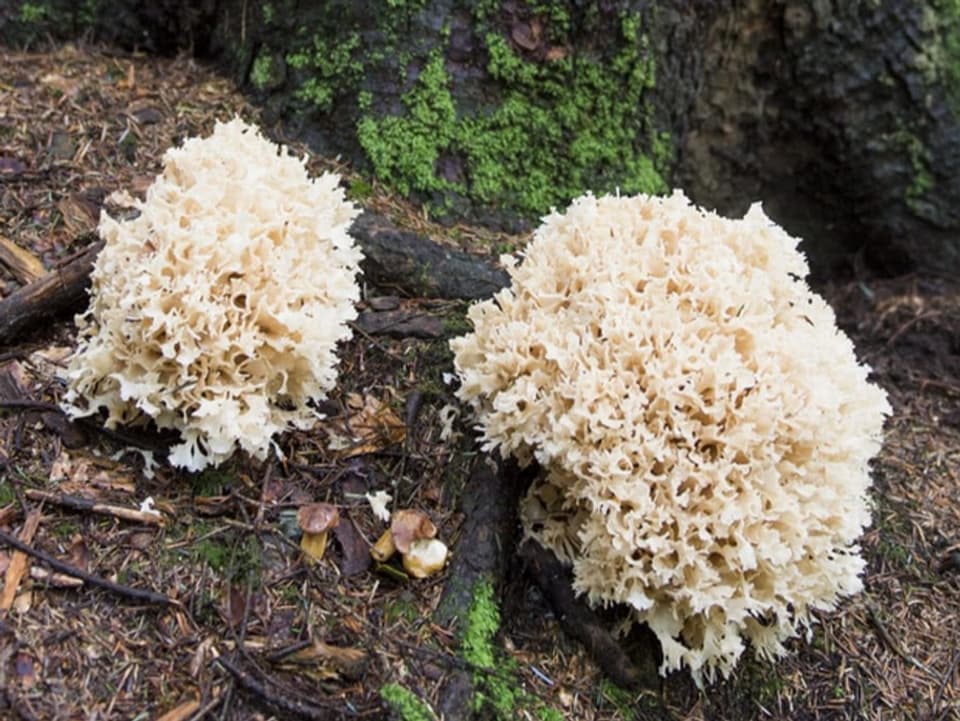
[451,191,890,683]
[63,119,362,471]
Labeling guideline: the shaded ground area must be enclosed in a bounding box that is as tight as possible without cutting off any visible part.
[0,45,958,721]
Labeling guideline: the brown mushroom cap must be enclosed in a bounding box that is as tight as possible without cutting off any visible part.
[390,509,437,554]
[297,502,340,534]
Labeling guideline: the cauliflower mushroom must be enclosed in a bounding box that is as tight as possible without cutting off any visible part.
[61,119,362,471]
[451,190,890,684]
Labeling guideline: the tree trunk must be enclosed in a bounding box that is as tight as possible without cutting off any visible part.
[3,1,960,278]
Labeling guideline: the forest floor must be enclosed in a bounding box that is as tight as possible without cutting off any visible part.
[0,45,958,721]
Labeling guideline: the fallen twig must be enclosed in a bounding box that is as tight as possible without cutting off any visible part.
[519,539,659,689]
[24,488,165,526]
[865,601,934,675]
[0,527,175,606]
[932,647,960,719]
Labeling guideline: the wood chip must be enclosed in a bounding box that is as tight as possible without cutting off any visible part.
[0,510,42,611]
[0,235,45,284]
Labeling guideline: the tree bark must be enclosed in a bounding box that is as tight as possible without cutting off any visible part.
[6,1,960,278]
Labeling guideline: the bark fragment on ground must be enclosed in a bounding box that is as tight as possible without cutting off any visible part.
[0,239,102,345]
[353,212,509,301]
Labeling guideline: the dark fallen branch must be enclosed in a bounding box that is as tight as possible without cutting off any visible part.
[214,655,335,721]
[518,539,659,690]
[0,527,174,606]
[0,211,508,345]
[353,211,509,301]
[0,239,103,345]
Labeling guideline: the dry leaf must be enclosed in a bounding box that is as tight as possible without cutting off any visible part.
[222,585,247,630]
[339,394,406,458]
[284,641,368,680]
[49,451,136,494]
[27,346,73,378]
[189,638,215,679]
[0,360,30,399]
[0,156,26,177]
[66,535,89,572]
[0,236,45,284]
[333,516,371,576]
[57,192,102,236]
[40,73,80,96]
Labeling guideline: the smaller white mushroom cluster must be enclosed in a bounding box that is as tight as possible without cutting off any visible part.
[63,119,362,471]
[451,191,890,683]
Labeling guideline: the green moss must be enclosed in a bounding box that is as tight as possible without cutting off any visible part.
[358,51,458,197]
[384,595,420,624]
[18,2,49,22]
[536,708,565,721]
[458,580,565,720]
[184,522,262,584]
[191,467,236,496]
[380,683,437,721]
[462,581,518,717]
[892,127,936,211]
[933,0,960,113]
[599,679,638,720]
[357,11,668,217]
[249,49,285,92]
[287,32,362,112]
[0,481,15,506]
[347,177,374,201]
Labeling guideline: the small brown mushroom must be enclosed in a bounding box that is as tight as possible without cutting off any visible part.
[298,502,340,562]
[390,509,437,555]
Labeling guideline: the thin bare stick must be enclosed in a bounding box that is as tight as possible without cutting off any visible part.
[24,488,165,526]
[0,527,175,606]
